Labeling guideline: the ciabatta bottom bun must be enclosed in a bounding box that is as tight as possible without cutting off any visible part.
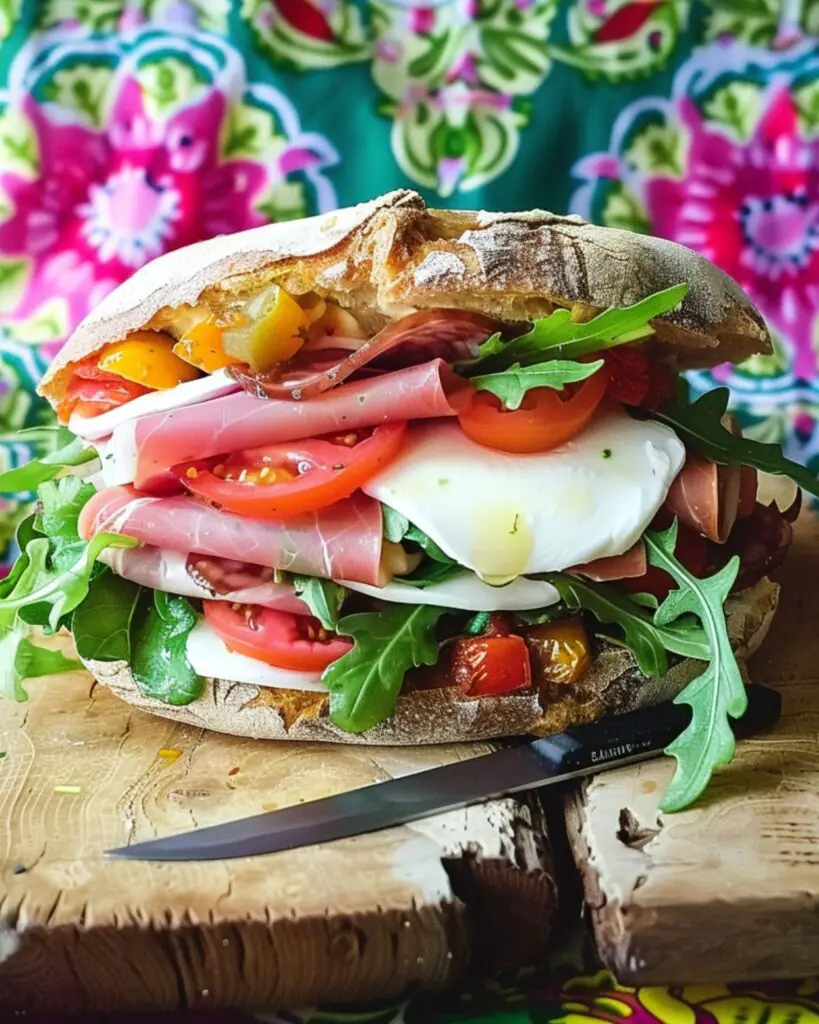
[84,579,777,745]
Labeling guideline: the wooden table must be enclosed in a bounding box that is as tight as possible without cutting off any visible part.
[0,659,556,1012]
[2,486,818,1008]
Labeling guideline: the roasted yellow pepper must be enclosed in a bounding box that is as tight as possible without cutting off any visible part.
[172,319,238,374]
[221,285,309,372]
[98,331,201,389]
[525,618,591,687]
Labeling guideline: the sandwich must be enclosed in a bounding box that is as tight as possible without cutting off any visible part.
[0,189,808,811]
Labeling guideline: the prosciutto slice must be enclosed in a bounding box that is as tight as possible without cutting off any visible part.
[99,546,310,613]
[723,492,800,592]
[570,542,647,581]
[80,486,384,584]
[126,359,470,488]
[230,309,497,400]
[665,453,742,544]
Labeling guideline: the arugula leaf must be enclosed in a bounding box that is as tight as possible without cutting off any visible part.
[381,504,454,564]
[72,571,141,662]
[324,604,449,732]
[0,515,42,599]
[37,477,97,570]
[460,285,688,376]
[655,389,819,498]
[0,532,137,632]
[471,360,604,410]
[382,505,410,543]
[515,606,563,625]
[0,626,82,702]
[15,639,81,679]
[463,611,492,634]
[550,573,710,676]
[131,591,203,706]
[0,433,96,494]
[392,561,465,589]
[292,576,347,630]
[644,522,745,813]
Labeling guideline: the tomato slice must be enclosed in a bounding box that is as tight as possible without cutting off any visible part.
[451,634,532,696]
[457,369,609,454]
[204,602,352,671]
[175,422,406,519]
[57,357,151,421]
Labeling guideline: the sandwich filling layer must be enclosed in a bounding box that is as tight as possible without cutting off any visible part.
[1,283,804,811]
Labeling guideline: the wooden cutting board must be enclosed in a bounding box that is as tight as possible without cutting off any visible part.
[566,485,819,985]
[0,657,557,1013]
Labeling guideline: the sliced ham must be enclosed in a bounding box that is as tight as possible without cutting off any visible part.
[124,359,470,488]
[80,486,384,585]
[99,546,310,613]
[665,453,742,544]
[570,542,647,581]
[230,309,497,400]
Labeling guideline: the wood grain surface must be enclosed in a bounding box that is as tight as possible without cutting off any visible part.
[0,664,556,1012]
[566,485,819,985]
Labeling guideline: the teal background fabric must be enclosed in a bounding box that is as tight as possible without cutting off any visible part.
[2,0,819,566]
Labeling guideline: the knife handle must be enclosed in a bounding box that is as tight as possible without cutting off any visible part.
[532,682,782,775]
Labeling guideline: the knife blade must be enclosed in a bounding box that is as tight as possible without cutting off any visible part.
[108,682,781,862]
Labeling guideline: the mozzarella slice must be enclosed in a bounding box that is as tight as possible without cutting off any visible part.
[186,619,327,691]
[69,369,238,441]
[341,572,559,611]
[363,410,685,581]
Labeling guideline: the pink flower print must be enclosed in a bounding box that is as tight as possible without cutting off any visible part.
[410,7,436,34]
[446,52,480,86]
[644,88,819,378]
[0,79,268,351]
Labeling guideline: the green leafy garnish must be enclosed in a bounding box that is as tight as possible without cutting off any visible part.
[0,432,96,494]
[37,477,97,570]
[292,576,347,630]
[645,522,745,812]
[515,606,563,626]
[551,573,710,677]
[382,505,454,564]
[14,639,81,681]
[131,591,203,706]
[0,532,137,633]
[324,604,449,733]
[460,285,688,376]
[463,611,492,635]
[655,389,819,498]
[0,515,40,599]
[382,505,409,543]
[72,571,141,663]
[392,560,465,589]
[1,626,82,702]
[471,360,604,410]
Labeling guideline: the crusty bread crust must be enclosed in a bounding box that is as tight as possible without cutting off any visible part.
[39,190,770,405]
[83,579,778,745]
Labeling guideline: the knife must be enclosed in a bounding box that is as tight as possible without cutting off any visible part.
[108,682,781,862]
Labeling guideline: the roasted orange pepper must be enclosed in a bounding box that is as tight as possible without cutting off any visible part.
[98,331,201,389]
[173,319,238,374]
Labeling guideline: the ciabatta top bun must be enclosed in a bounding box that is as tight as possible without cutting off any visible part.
[39,189,769,403]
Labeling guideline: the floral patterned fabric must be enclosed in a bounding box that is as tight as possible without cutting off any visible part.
[4,0,819,565]
[1,0,818,1008]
